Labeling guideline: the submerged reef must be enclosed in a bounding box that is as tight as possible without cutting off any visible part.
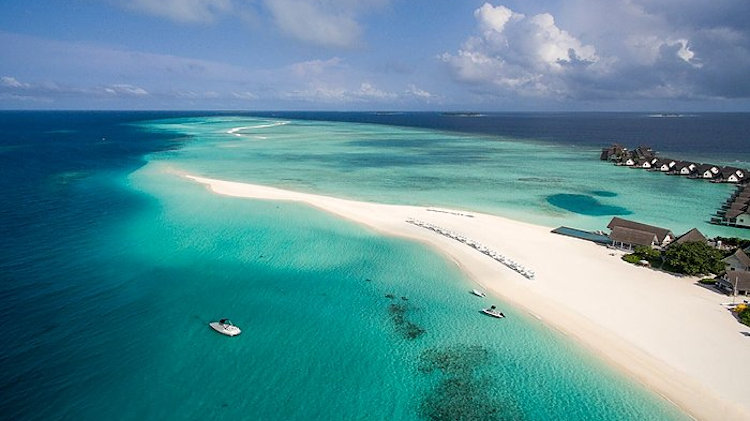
[388,302,425,340]
[418,345,524,421]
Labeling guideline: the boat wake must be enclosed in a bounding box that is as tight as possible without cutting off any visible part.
[226,121,289,137]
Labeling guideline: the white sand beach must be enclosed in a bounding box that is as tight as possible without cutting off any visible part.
[185,173,750,421]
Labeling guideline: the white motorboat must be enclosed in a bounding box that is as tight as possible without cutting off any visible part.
[471,289,486,298]
[481,305,505,318]
[209,319,242,336]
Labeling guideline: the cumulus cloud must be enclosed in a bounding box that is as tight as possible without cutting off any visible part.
[442,3,602,97]
[444,2,750,101]
[126,0,232,23]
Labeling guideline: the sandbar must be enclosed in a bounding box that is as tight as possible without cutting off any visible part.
[185,173,750,421]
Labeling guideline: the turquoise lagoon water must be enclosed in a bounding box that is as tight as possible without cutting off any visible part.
[5,111,741,420]
[140,115,742,237]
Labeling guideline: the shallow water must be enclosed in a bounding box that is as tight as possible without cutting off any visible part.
[140,115,742,237]
[4,111,742,420]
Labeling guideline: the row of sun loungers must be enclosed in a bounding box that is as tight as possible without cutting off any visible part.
[425,208,475,218]
[406,218,535,279]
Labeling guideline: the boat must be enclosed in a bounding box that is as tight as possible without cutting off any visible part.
[209,319,242,336]
[471,289,486,297]
[481,305,505,318]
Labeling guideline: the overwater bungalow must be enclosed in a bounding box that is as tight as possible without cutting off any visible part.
[600,144,627,161]
[634,159,652,169]
[652,159,673,172]
[670,161,697,176]
[720,167,746,183]
[695,164,718,179]
[723,208,750,228]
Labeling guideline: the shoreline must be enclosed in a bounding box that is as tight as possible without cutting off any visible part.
[184,173,750,421]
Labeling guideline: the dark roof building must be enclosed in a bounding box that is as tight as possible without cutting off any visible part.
[726,208,749,220]
[720,167,746,183]
[609,226,658,249]
[695,164,716,178]
[670,228,707,247]
[723,248,750,272]
[607,217,674,245]
[717,271,750,296]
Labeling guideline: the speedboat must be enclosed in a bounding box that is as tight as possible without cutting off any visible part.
[471,289,486,298]
[481,305,505,318]
[209,319,242,336]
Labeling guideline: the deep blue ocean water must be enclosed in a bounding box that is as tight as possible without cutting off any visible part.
[2,111,747,420]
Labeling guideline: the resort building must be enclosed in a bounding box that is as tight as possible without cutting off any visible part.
[716,248,750,296]
[652,159,672,172]
[607,217,674,250]
[695,164,717,179]
[723,248,750,272]
[723,208,750,228]
[600,144,626,161]
[720,167,746,183]
[669,228,707,247]
[670,161,696,176]
[717,271,750,296]
[635,159,652,169]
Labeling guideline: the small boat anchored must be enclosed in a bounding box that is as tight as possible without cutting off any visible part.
[471,289,486,298]
[481,305,505,319]
[209,319,242,336]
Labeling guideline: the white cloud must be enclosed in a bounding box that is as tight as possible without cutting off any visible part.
[103,84,149,96]
[282,81,398,103]
[671,39,701,67]
[1,76,30,88]
[405,84,435,100]
[119,0,388,48]
[443,3,601,97]
[264,0,361,48]
[231,91,258,100]
[441,2,749,101]
[126,0,233,23]
[289,57,344,78]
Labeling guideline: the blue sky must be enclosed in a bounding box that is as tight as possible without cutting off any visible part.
[1,0,749,111]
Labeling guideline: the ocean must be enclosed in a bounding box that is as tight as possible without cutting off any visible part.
[2,110,746,420]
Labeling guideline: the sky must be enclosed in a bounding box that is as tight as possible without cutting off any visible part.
[1,0,749,111]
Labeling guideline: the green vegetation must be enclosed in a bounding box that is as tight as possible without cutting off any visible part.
[698,278,717,285]
[663,242,726,276]
[736,304,750,327]
[714,236,750,249]
[622,245,662,266]
[621,242,726,276]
